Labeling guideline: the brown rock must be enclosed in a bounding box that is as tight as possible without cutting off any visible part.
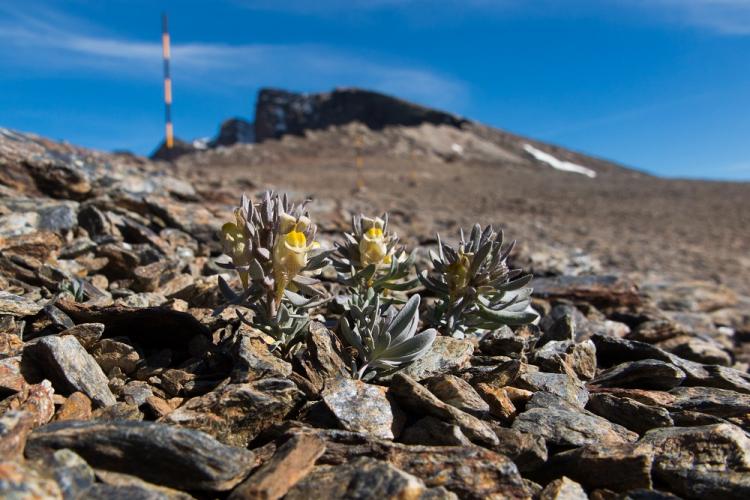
[0,331,23,357]
[58,323,105,350]
[474,383,517,421]
[532,275,641,309]
[92,469,194,500]
[586,392,674,434]
[400,416,472,446]
[1,380,56,428]
[283,456,441,500]
[537,443,653,492]
[295,322,350,392]
[229,433,326,500]
[390,373,499,447]
[490,426,548,472]
[54,392,93,421]
[640,423,750,499]
[231,330,293,383]
[92,402,144,421]
[0,410,35,459]
[590,359,686,391]
[539,477,587,500]
[164,379,304,447]
[143,395,176,419]
[91,338,141,375]
[426,374,490,417]
[0,356,26,395]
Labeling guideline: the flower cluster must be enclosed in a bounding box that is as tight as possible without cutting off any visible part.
[218,191,329,355]
[217,193,537,375]
[331,214,415,297]
[420,224,538,338]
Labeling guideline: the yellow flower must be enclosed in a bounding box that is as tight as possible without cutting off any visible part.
[446,251,472,301]
[359,217,391,267]
[272,224,318,303]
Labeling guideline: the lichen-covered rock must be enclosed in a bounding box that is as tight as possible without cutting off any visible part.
[321,377,404,440]
[1,380,56,428]
[0,410,35,459]
[397,336,473,381]
[0,291,42,317]
[0,459,62,499]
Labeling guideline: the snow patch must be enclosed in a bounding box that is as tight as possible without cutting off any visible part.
[523,144,597,178]
[192,137,210,150]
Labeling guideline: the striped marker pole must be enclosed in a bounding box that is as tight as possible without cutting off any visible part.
[355,131,364,191]
[162,13,173,149]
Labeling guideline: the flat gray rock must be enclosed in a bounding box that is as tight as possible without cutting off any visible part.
[24,335,116,407]
[591,359,686,390]
[26,420,255,492]
[586,392,674,434]
[513,392,638,447]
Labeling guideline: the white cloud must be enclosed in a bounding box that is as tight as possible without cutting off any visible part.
[0,4,468,110]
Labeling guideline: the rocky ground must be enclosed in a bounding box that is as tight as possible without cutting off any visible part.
[2,126,750,499]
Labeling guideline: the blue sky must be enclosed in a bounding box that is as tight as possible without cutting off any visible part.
[1,0,749,180]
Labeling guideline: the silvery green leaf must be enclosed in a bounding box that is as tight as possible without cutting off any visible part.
[469,241,491,277]
[284,289,313,307]
[476,300,538,325]
[494,274,532,292]
[373,330,392,356]
[385,294,420,341]
[249,259,265,280]
[340,317,364,352]
[217,275,237,301]
[306,250,331,271]
[380,329,436,362]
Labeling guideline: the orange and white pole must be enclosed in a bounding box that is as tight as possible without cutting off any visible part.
[162,13,173,149]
